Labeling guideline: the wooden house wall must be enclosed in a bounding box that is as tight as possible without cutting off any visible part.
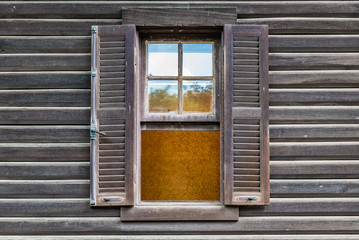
[0,1,358,239]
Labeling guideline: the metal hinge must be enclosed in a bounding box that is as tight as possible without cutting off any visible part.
[91,26,98,34]
[90,121,107,140]
[91,70,97,78]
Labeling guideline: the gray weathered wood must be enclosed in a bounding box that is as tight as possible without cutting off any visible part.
[270,89,359,105]
[271,142,359,156]
[0,107,90,124]
[270,124,359,140]
[270,179,359,197]
[270,35,359,52]
[0,36,90,53]
[0,162,89,180]
[0,19,121,36]
[0,90,90,107]
[0,72,90,89]
[0,199,119,217]
[0,126,89,143]
[0,180,89,198]
[270,53,359,70]
[0,143,89,161]
[2,2,359,19]
[0,54,90,71]
[270,106,359,122]
[0,216,358,234]
[269,70,359,86]
[240,198,359,216]
[122,8,237,26]
[121,205,239,221]
[239,18,359,34]
[271,161,359,179]
[0,235,359,240]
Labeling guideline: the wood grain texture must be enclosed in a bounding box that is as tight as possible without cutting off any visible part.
[270,124,359,140]
[0,90,90,107]
[270,53,359,70]
[122,8,237,26]
[1,2,359,18]
[0,143,89,161]
[270,106,359,122]
[269,35,359,52]
[269,70,359,87]
[270,89,359,105]
[0,72,90,89]
[0,162,89,180]
[0,217,358,234]
[239,18,359,34]
[240,198,359,216]
[271,161,359,179]
[0,36,90,53]
[271,142,359,156]
[0,199,119,217]
[0,54,90,71]
[0,180,89,198]
[270,179,359,197]
[0,126,89,143]
[0,19,121,36]
[0,107,90,124]
[0,236,359,240]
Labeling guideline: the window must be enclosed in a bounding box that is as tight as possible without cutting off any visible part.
[89,24,270,221]
[141,38,220,202]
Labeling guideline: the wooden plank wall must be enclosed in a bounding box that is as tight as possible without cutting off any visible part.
[0,1,358,239]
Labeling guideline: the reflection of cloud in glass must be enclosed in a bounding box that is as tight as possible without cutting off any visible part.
[183,44,213,76]
[148,44,178,76]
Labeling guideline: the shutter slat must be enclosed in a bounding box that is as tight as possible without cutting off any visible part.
[224,24,269,206]
[91,25,136,206]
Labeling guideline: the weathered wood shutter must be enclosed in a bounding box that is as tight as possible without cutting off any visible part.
[90,25,136,206]
[224,25,270,205]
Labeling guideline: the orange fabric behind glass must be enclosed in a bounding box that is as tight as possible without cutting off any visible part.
[141,131,220,201]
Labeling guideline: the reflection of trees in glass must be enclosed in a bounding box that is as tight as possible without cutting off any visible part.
[183,82,213,113]
[149,86,178,113]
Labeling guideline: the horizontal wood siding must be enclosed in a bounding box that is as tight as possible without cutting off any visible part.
[0,1,358,238]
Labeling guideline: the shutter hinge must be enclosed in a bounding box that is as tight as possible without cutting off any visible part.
[91,26,97,34]
[91,70,97,77]
[101,197,123,202]
[90,121,107,140]
[235,196,259,202]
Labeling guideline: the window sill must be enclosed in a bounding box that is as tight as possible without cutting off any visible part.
[120,202,238,221]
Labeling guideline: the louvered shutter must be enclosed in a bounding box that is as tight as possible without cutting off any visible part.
[224,25,270,205]
[90,25,136,206]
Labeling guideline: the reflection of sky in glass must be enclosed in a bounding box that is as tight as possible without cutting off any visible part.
[148,80,178,95]
[183,44,213,76]
[148,44,178,76]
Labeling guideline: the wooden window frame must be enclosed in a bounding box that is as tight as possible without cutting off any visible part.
[120,28,239,221]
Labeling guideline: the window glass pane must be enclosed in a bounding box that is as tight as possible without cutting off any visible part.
[183,81,213,113]
[148,43,178,76]
[148,80,178,113]
[183,43,213,76]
